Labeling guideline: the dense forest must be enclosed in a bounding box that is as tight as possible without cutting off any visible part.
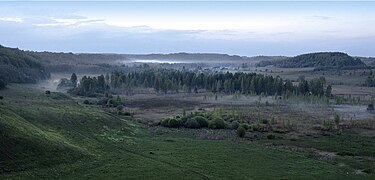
[0,45,50,87]
[70,69,330,98]
[256,52,366,68]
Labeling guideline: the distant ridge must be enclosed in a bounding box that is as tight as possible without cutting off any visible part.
[124,52,245,62]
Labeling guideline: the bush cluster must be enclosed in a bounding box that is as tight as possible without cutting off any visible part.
[160,112,213,129]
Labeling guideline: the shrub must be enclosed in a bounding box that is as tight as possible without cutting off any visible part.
[251,123,260,131]
[160,118,181,128]
[229,121,239,129]
[118,111,132,116]
[236,126,246,137]
[123,111,131,116]
[322,120,333,130]
[193,116,208,127]
[334,113,340,126]
[83,99,90,104]
[267,134,276,140]
[208,117,226,129]
[184,118,200,128]
[117,105,124,111]
[168,118,181,128]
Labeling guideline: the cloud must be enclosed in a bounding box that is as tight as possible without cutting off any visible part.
[35,18,104,27]
[0,2,374,56]
[311,15,332,20]
[0,17,23,23]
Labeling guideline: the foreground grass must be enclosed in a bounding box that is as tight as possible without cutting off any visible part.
[0,85,372,179]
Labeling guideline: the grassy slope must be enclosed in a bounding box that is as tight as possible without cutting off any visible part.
[0,85,372,179]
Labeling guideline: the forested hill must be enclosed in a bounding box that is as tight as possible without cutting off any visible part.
[274,52,366,68]
[0,45,50,86]
[26,51,126,65]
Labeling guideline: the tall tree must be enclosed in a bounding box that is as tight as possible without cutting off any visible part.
[70,73,78,87]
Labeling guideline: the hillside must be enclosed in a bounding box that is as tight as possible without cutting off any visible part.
[275,52,366,68]
[0,45,50,85]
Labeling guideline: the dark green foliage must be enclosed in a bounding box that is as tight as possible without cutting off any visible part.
[167,118,181,128]
[208,117,226,129]
[184,118,200,128]
[274,52,366,68]
[161,114,209,129]
[365,71,375,87]
[70,73,77,87]
[83,100,90,104]
[297,76,328,96]
[229,121,240,129]
[117,105,124,111]
[161,118,181,128]
[108,69,327,96]
[0,45,50,84]
[334,114,340,126]
[160,110,247,130]
[193,116,208,127]
[322,120,334,130]
[325,85,332,97]
[118,111,132,116]
[69,74,110,97]
[236,126,246,137]
[267,134,276,140]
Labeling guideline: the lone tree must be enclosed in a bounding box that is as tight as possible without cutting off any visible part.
[325,85,332,98]
[334,113,340,127]
[70,73,78,87]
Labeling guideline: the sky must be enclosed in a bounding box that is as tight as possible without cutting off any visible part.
[0,1,374,56]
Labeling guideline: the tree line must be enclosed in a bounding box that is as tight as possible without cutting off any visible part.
[69,69,331,97]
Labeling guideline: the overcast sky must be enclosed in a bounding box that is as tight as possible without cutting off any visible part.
[0,1,374,56]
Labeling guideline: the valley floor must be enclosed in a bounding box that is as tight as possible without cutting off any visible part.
[0,85,374,179]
